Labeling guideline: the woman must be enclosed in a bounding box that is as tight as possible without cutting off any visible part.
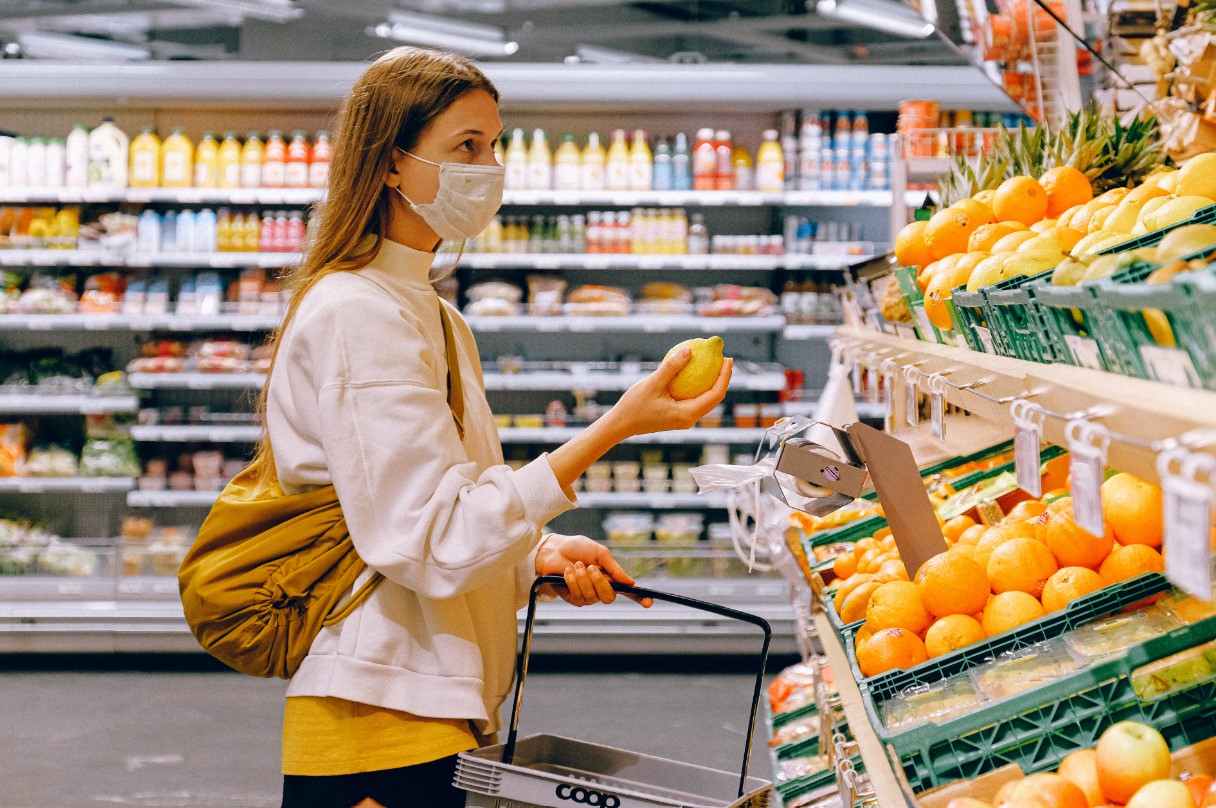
[264,47,732,808]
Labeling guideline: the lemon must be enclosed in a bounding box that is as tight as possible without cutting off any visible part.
[990,230,1038,253]
[1051,256,1090,286]
[966,254,1009,291]
[1103,199,1145,235]
[1140,195,1214,232]
[1155,223,1216,262]
[666,336,725,399]
[1176,153,1216,200]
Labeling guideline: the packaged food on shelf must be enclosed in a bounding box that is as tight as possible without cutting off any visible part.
[880,673,986,732]
[769,712,820,748]
[0,518,100,577]
[585,461,613,493]
[611,460,641,493]
[696,285,778,317]
[80,434,141,478]
[1130,638,1216,701]
[525,275,565,316]
[970,641,1085,701]
[464,280,522,316]
[0,424,28,476]
[120,517,194,577]
[655,512,703,543]
[24,444,79,477]
[1065,605,1183,662]
[601,512,653,543]
[564,285,631,316]
[1160,591,1216,625]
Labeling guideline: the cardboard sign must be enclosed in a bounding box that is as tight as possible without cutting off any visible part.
[846,422,949,579]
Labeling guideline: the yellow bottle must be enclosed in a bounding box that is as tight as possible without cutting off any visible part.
[161,126,194,188]
[628,129,653,191]
[217,132,242,189]
[754,129,785,193]
[526,128,552,191]
[580,132,606,192]
[129,126,161,188]
[216,208,232,252]
[553,134,581,192]
[605,129,630,192]
[194,133,219,188]
[731,144,754,192]
[240,131,264,189]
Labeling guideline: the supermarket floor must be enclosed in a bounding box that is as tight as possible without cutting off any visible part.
[0,656,782,808]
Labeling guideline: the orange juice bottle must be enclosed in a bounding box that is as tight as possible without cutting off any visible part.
[218,132,242,189]
[261,130,286,188]
[161,127,193,188]
[628,129,652,191]
[240,131,264,189]
[754,129,784,193]
[129,126,161,188]
[194,132,219,188]
[308,130,331,188]
[285,131,311,188]
[605,129,630,192]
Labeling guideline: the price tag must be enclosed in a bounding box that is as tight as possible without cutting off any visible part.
[905,378,919,428]
[976,500,1005,527]
[1067,420,1109,537]
[1163,473,1214,599]
[930,391,945,441]
[851,363,862,397]
[1140,345,1202,389]
[1014,421,1043,497]
[883,373,895,434]
[865,367,879,404]
[972,326,992,352]
[1064,335,1104,370]
[912,306,935,340]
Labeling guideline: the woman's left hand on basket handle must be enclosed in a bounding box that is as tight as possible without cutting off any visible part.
[535,534,653,608]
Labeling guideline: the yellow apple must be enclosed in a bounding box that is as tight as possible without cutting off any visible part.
[1125,780,1197,808]
[1096,721,1172,805]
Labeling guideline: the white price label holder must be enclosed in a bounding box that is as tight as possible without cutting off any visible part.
[1066,416,1112,537]
[881,358,899,434]
[927,372,950,442]
[1011,399,1047,498]
[865,365,880,405]
[1158,442,1216,600]
[903,365,922,429]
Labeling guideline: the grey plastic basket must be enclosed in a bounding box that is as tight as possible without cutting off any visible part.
[455,574,774,808]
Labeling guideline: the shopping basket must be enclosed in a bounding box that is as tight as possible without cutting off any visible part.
[455,574,775,808]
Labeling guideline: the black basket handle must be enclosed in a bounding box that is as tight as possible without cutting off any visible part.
[503,574,773,799]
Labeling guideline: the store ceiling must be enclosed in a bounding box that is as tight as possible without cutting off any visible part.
[0,0,972,66]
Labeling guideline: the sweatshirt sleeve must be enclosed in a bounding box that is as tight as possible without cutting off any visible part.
[299,278,575,600]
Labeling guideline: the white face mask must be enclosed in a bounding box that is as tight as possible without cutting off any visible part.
[394,148,505,241]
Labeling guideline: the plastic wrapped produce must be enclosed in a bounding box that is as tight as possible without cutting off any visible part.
[972,641,1084,701]
[1065,606,1183,662]
[24,444,79,477]
[80,436,141,477]
[882,674,986,732]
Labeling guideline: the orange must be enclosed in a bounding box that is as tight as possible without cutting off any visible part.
[991,229,1039,253]
[943,514,978,543]
[865,580,934,635]
[1005,499,1047,523]
[917,258,942,292]
[974,522,1037,570]
[838,580,882,623]
[925,205,985,260]
[924,258,975,329]
[969,221,1025,252]
[856,627,928,678]
[917,552,991,617]
[1040,166,1094,218]
[924,614,986,658]
[835,572,874,602]
[1101,472,1164,547]
[833,550,858,580]
[956,523,988,547]
[982,591,1046,636]
[1057,748,1104,808]
[1043,225,1084,252]
[1041,498,1114,568]
[1007,773,1090,808]
[993,175,1050,226]
[1041,566,1106,612]
[988,537,1059,597]
[1098,544,1165,586]
[957,197,997,226]
[1125,183,1170,205]
[894,220,935,269]
[878,558,911,581]
[854,623,875,650]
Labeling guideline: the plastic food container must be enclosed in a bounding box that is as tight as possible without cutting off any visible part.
[760,403,783,428]
[655,513,704,543]
[586,462,613,493]
[1065,606,1183,662]
[881,674,985,732]
[602,512,653,543]
[1130,638,1216,701]
[699,406,725,428]
[612,461,641,493]
[1159,591,1216,625]
[971,641,1083,701]
[734,403,759,428]
[513,414,544,429]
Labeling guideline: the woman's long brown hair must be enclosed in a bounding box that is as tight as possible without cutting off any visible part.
[252,46,498,482]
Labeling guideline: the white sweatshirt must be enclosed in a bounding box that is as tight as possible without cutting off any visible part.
[266,238,576,735]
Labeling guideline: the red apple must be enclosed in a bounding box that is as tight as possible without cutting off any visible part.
[1125,779,1197,808]
[1096,722,1172,804]
[1184,776,1214,807]
[1058,749,1105,808]
[1009,773,1090,808]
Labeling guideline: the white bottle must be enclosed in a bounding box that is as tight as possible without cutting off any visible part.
[503,128,528,191]
[26,138,46,188]
[0,136,12,188]
[9,138,28,189]
[525,128,552,191]
[65,125,90,189]
[88,117,129,190]
[44,139,66,188]
[193,208,217,253]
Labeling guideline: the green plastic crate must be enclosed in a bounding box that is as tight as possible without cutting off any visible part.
[982,270,1064,364]
[845,572,1171,703]
[1174,268,1216,389]
[894,264,969,347]
[950,285,996,354]
[1096,202,1216,254]
[871,607,1216,792]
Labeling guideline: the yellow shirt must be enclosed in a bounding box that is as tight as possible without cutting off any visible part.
[282,695,478,776]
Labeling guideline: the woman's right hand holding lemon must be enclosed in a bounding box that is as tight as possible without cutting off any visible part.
[607,340,733,439]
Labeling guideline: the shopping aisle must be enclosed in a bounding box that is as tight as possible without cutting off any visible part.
[0,663,776,808]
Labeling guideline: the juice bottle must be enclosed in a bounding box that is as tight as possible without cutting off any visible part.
[218,132,242,189]
[671,132,691,191]
[87,117,129,190]
[261,130,286,188]
[628,129,652,191]
[161,127,193,188]
[692,128,716,191]
[240,131,264,189]
[504,128,528,191]
[605,129,630,192]
[241,211,261,252]
[580,132,606,191]
[129,126,161,188]
[7,139,27,189]
[259,210,276,252]
[285,131,311,188]
[308,130,331,188]
[194,133,219,188]
[552,134,581,192]
[26,138,46,188]
[732,143,753,191]
[44,138,65,188]
[65,124,89,188]
[652,137,673,192]
[755,129,785,193]
[286,211,306,252]
[714,130,734,191]
[525,128,552,191]
[216,208,232,252]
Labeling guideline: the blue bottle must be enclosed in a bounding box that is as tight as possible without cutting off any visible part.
[671,133,692,191]
[652,137,674,191]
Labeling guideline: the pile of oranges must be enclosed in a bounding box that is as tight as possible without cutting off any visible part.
[833,471,1168,679]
